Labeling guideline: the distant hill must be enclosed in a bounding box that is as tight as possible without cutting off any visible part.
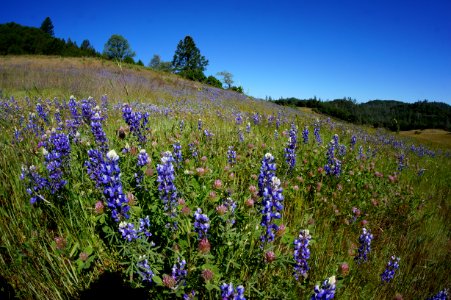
[273,97,451,131]
[0,22,98,57]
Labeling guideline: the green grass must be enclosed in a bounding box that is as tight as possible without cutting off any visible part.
[0,56,449,299]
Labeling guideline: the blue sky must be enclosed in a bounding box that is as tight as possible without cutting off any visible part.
[1,0,450,104]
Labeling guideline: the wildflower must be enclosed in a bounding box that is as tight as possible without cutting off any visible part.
[285,123,297,169]
[381,256,400,283]
[258,153,284,244]
[339,262,349,276]
[427,289,449,300]
[398,154,405,171]
[265,251,276,263]
[54,236,67,250]
[214,179,223,189]
[314,123,322,145]
[119,221,138,242]
[311,276,336,300]
[94,201,104,214]
[198,119,202,130]
[201,269,214,281]
[355,228,373,263]
[227,146,237,165]
[198,238,211,254]
[324,138,342,177]
[194,208,210,239]
[246,122,251,133]
[20,165,48,204]
[188,143,198,158]
[135,149,149,186]
[157,151,178,216]
[173,142,183,168]
[79,252,89,262]
[122,104,149,144]
[90,112,108,151]
[44,131,71,194]
[350,135,357,150]
[220,282,246,300]
[137,258,154,284]
[171,258,187,287]
[293,229,311,280]
[302,126,309,144]
[238,130,244,143]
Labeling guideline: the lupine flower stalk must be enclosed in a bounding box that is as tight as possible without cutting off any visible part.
[135,149,149,186]
[157,151,178,216]
[220,282,246,300]
[258,153,284,244]
[20,165,49,204]
[380,256,400,283]
[173,143,183,168]
[227,146,236,165]
[293,229,311,280]
[137,258,154,284]
[122,104,149,144]
[285,123,297,169]
[355,228,373,263]
[44,130,71,194]
[427,289,449,300]
[311,276,336,300]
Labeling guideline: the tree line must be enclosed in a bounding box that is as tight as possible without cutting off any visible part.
[0,18,243,92]
[272,97,451,131]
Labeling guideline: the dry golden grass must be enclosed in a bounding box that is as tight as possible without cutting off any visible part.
[0,55,218,101]
[400,129,451,149]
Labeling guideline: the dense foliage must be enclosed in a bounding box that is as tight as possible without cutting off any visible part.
[103,34,135,62]
[0,22,98,57]
[273,97,451,131]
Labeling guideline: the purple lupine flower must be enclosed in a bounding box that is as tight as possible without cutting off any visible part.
[20,165,49,204]
[427,289,449,300]
[235,113,243,125]
[85,149,105,187]
[204,129,214,139]
[333,134,339,146]
[135,149,149,186]
[122,104,149,144]
[338,144,347,157]
[179,120,185,132]
[137,258,154,284]
[252,112,260,125]
[90,112,108,151]
[302,126,309,144]
[246,122,251,133]
[68,96,81,124]
[380,256,400,283]
[81,98,96,124]
[227,146,236,165]
[183,290,196,300]
[350,135,357,150]
[293,229,311,280]
[258,153,284,244]
[238,130,244,143]
[311,276,336,300]
[44,131,71,194]
[171,258,187,287]
[194,208,210,239]
[358,145,364,159]
[54,110,63,131]
[220,282,246,300]
[173,143,183,168]
[314,124,322,145]
[138,216,153,238]
[398,154,405,171]
[189,143,198,158]
[89,150,130,222]
[355,228,373,263]
[324,138,342,177]
[36,103,49,124]
[223,197,237,225]
[285,123,297,169]
[157,151,178,216]
[118,221,138,241]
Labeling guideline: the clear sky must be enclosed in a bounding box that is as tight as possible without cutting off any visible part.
[1,0,450,104]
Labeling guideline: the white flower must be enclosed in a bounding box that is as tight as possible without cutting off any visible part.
[107,150,119,160]
[42,148,48,156]
[265,153,273,160]
[328,276,336,286]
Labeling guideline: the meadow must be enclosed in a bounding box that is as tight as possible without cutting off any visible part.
[0,56,450,299]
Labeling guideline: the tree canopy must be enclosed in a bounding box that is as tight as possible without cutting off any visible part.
[172,36,208,79]
[217,71,234,88]
[40,17,54,36]
[103,34,135,62]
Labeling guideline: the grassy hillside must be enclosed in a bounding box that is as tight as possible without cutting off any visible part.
[0,56,450,299]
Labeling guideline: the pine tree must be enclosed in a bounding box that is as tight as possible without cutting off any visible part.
[172,36,208,77]
[40,17,54,36]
